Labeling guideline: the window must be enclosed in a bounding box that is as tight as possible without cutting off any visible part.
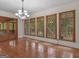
[0,22,7,32]
[24,20,30,35]
[46,14,57,39]
[59,10,75,42]
[9,22,16,33]
[30,18,36,36]
[37,16,44,37]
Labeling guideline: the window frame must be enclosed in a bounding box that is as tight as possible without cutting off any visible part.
[59,10,75,42]
[30,18,36,36]
[37,16,44,37]
[24,20,30,35]
[46,14,57,39]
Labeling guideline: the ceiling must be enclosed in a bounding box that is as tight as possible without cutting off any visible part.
[0,0,78,15]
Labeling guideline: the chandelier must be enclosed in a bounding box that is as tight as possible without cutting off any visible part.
[15,0,30,19]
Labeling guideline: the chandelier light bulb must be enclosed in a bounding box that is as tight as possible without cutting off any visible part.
[18,10,22,12]
[24,10,27,13]
[18,10,22,14]
[25,13,28,15]
[27,15,30,17]
[15,13,18,16]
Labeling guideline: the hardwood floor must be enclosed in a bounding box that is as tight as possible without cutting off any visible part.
[0,37,79,58]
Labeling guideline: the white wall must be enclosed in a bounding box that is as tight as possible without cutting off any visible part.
[0,10,15,18]
[18,19,24,38]
[24,1,79,49]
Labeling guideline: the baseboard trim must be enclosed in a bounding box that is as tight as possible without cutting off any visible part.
[24,35,79,49]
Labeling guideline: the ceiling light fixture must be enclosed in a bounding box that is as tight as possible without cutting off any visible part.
[15,0,30,19]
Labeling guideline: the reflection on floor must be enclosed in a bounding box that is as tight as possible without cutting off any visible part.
[0,37,79,58]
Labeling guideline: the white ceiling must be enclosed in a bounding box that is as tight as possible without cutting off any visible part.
[0,0,78,15]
